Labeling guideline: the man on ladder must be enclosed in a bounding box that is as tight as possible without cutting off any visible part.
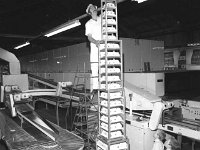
[85,4,103,93]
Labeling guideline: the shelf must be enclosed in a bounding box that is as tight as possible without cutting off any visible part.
[100,56,121,59]
[98,0,127,148]
[100,71,121,74]
[100,62,121,67]
[100,115,124,124]
[99,132,125,141]
[100,87,122,91]
[97,138,128,150]
[99,96,123,100]
[102,29,117,34]
[101,100,123,108]
[100,105,124,110]
[103,13,116,18]
[100,48,120,52]
[100,79,121,83]
[100,125,124,132]
[99,45,120,50]
[100,111,123,116]
[100,52,120,57]
[100,119,124,124]
[102,3,116,10]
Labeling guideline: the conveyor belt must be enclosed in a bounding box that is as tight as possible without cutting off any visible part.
[158,113,200,141]
[2,105,85,150]
[27,73,91,101]
[163,115,200,131]
[28,74,58,89]
[28,73,80,93]
[26,74,95,128]
[15,103,59,141]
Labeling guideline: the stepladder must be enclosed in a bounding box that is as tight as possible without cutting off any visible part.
[70,63,99,149]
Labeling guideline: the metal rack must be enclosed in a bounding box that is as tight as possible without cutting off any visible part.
[96,0,129,149]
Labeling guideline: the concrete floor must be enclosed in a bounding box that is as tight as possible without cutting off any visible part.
[1,101,200,150]
[0,139,8,150]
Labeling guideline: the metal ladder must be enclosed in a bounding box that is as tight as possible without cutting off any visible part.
[71,63,99,149]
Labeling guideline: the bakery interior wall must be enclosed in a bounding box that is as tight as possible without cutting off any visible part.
[19,38,164,89]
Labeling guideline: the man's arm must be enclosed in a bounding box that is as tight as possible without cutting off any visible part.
[87,34,100,47]
[87,34,104,47]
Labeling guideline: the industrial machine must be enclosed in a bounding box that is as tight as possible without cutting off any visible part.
[124,81,174,150]
[0,82,85,150]
[124,78,200,150]
[159,99,200,141]
[3,84,64,141]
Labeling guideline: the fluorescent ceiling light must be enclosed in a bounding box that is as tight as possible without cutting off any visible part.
[187,43,200,47]
[132,0,147,3]
[14,41,30,49]
[45,20,81,37]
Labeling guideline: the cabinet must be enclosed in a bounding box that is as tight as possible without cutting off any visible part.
[126,116,155,150]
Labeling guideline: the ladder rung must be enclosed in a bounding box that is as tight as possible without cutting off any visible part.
[78,103,92,107]
[88,117,98,121]
[88,122,97,127]
[75,76,86,78]
[73,122,87,126]
[90,76,98,78]
[88,121,98,125]
[75,83,85,86]
[88,111,98,115]
[88,117,98,120]
[75,110,98,117]
[75,85,85,88]
[75,113,87,117]
[75,128,88,135]
[88,113,98,117]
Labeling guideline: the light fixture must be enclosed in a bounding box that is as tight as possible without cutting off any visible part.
[44,20,81,37]
[132,0,147,3]
[187,42,200,47]
[14,41,30,49]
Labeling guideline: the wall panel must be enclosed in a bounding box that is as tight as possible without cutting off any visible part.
[68,45,78,72]
[53,49,61,72]
[150,40,164,71]
[61,47,69,72]
[47,50,54,73]
[121,38,164,72]
[140,39,151,71]
[122,38,142,72]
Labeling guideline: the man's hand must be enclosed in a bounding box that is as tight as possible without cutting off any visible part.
[96,40,104,47]
[95,40,100,47]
